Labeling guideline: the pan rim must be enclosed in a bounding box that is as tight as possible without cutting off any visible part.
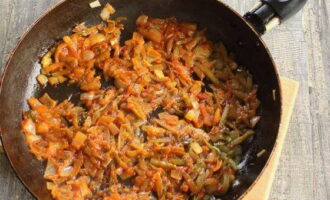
[0,0,283,199]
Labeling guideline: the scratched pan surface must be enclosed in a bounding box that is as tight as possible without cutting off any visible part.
[0,0,281,199]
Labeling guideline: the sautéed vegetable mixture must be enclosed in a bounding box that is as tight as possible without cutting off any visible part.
[22,3,260,200]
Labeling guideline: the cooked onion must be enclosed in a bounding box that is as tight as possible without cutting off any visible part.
[80,93,95,101]
[44,161,56,179]
[100,3,115,21]
[250,116,261,128]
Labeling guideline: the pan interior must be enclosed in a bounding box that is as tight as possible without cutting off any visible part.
[0,0,281,199]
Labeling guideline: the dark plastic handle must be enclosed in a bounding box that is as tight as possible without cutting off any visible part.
[244,0,307,35]
[263,0,307,21]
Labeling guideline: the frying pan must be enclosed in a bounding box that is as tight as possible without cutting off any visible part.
[0,0,307,199]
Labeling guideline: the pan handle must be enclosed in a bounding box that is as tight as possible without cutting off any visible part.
[244,0,307,35]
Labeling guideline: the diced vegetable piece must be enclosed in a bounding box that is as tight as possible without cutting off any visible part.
[154,69,165,78]
[182,172,199,194]
[108,123,120,135]
[218,174,230,195]
[72,131,87,149]
[89,33,106,46]
[41,51,53,68]
[190,142,203,154]
[257,149,266,157]
[221,104,229,124]
[170,169,182,180]
[180,22,197,36]
[37,74,48,86]
[48,77,59,86]
[196,64,220,86]
[46,182,55,190]
[43,62,64,73]
[82,50,95,61]
[89,0,101,8]
[196,169,207,190]
[67,176,92,198]
[44,161,56,179]
[63,36,77,52]
[36,122,49,134]
[212,160,223,172]
[57,75,67,83]
[127,97,147,120]
[213,107,221,124]
[182,93,193,107]
[59,166,73,177]
[229,130,254,148]
[104,193,121,200]
[138,28,162,43]
[114,152,128,168]
[28,97,43,109]
[150,158,176,169]
[152,137,172,143]
[27,134,42,144]
[136,15,148,25]
[185,109,200,122]
[154,171,164,198]
[39,93,57,108]
[250,116,261,128]
[130,142,149,156]
[114,78,127,89]
[22,118,36,135]
[168,158,186,166]
[194,44,211,58]
[80,92,95,101]
[100,3,116,21]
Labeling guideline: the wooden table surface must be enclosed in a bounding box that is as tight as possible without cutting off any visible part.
[0,0,329,199]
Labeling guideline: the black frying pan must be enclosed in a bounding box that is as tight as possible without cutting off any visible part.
[0,0,306,199]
